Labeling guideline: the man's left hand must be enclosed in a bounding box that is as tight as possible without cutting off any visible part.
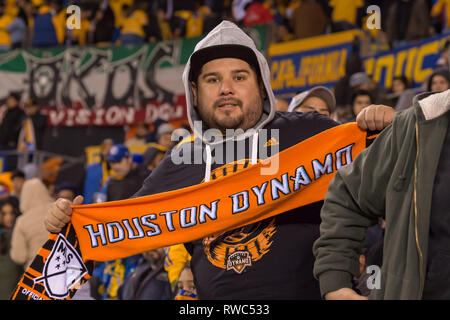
[356,105,395,131]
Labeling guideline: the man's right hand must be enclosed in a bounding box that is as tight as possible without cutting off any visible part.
[324,288,368,300]
[44,195,84,233]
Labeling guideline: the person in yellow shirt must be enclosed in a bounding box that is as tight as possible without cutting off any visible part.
[0,2,13,50]
[431,0,450,32]
[119,2,148,45]
[329,0,364,31]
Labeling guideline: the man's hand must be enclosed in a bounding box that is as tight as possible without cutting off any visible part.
[356,104,395,131]
[324,288,368,300]
[44,195,83,233]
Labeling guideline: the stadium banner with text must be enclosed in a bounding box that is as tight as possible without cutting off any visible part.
[268,30,363,97]
[363,33,450,89]
[0,25,268,127]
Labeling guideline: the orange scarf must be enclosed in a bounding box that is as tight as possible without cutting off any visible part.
[72,123,370,262]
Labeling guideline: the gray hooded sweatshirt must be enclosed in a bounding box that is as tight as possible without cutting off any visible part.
[135,21,339,299]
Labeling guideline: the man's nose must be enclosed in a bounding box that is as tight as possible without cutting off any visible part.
[219,78,234,95]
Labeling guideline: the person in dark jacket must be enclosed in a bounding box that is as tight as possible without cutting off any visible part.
[105,144,150,202]
[0,92,25,150]
[118,248,172,300]
[313,89,450,300]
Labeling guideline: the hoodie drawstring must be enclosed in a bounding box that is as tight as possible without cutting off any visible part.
[203,131,259,182]
[204,144,212,183]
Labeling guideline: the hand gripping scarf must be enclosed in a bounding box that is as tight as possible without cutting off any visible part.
[11,123,375,300]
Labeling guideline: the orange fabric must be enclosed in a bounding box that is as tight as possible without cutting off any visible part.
[72,123,369,262]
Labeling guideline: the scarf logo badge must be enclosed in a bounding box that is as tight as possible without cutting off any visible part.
[34,234,88,299]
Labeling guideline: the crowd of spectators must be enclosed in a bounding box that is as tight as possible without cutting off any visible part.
[0,0,447,50]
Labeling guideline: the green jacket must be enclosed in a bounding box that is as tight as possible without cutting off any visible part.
[313,90,450,300]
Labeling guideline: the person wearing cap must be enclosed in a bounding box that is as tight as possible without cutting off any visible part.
[45,21,395,300]
[156,123,176,150]
[82,138,115,204]
[287,86,336,118]
[105,144,150,202]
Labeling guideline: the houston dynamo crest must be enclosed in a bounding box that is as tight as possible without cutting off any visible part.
[34,234,88,299]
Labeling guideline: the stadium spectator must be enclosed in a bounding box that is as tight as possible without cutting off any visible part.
[174,262,198,300]
[10,178,52,269]
[155,122,176,150]
[31,0,60,48]
[105,144,150,202]
[329,0,364,32]
[142,144,167,170]
[119,3,148,45]
[19,98,47,151]
[7,5,28,49]
[431,0,450,33]
[289,0,327,40]
[0,197,22,300]
[351,89,374,119]
[384,75,410,107]
[170,0,196,38]
[287,86,336,118]
[0,92,25,150]
[89,0,115,45]
[0,2,13,51]
[118,248,172,300]
[385,0,430,48]
[9,170,25,202]
[83,138,114,204]
[427,68,450,92]
[313,89,450,300]
[243,0,274,27]
[436,40,450,69]
[125,122,149,147]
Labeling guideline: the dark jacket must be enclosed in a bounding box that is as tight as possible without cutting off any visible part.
[0,106,25,149]
[106,166,150,201]
[118,257,172,300]
[313,90,450,299]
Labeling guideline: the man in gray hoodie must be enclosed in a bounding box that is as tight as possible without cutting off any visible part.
[45,21,394,299]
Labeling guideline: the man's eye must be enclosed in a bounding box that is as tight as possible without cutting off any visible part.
[235,75,246,81]
[206,78,218,83]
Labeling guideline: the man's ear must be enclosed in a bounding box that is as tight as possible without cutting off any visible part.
[191,81,198,107]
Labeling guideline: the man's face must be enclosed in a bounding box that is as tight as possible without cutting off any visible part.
[191,58,264,132]
[352,95,372,116]
[6,96,18,109]
[11,177,24,194]
[109,156,132,178]
[431,75,450,92]
[295,96,330,117]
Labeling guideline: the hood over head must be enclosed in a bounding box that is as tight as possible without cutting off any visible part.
[20,178,53,213]
[182,20,276,145]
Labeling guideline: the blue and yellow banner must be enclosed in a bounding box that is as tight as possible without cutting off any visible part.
[364,34,450,89]
[269,30,362,96]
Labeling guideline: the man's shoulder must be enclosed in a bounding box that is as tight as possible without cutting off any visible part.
[266,111,339,134]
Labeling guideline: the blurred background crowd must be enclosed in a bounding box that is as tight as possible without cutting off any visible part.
[0,0,449,300]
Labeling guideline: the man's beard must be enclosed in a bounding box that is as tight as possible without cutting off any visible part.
[197,96,263,132]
